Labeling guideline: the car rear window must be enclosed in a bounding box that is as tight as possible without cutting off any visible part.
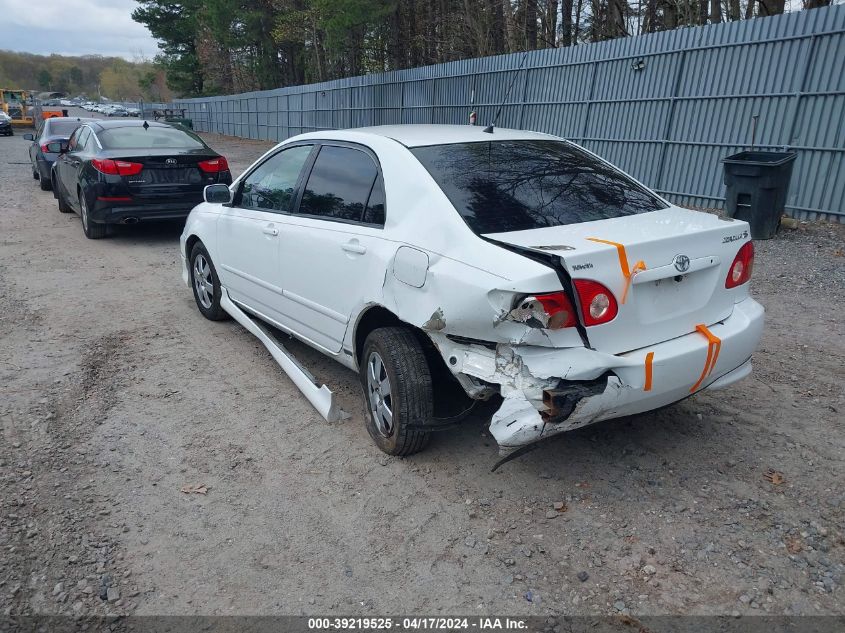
[44,120,86,137]
[98,126,206,150]
[411,140,667,234]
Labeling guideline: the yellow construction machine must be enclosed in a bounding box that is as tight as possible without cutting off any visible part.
[0,89,35,126]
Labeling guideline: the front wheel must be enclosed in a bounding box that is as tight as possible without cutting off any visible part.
[79,192,106,239]
[189,242,228,321]
[359,327,432,456]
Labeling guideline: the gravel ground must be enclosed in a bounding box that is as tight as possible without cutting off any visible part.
[1,114,843,623]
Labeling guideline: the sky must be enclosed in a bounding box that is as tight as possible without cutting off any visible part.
[0,0,159,60]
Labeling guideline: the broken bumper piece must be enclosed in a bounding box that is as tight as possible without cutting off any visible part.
[439,297,764,451]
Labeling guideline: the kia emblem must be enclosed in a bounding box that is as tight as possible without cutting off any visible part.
[673,254,691,273]
[166,158,177,165]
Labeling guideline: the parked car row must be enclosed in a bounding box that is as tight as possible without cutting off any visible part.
[80,102,141,117]
[23,118,231,238]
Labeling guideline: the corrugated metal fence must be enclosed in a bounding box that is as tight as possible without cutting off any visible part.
[175,5,845,222]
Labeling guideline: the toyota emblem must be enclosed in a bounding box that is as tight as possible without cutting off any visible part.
[673,254,691,273]
[166,158,177,165]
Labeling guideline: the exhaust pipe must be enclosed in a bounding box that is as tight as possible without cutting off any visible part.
[123,217,139,225]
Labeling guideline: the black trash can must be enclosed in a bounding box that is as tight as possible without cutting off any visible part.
[722,151,797,239]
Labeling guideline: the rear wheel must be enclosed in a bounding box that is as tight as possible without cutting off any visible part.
[32,170,39,180]
[39,174,51,191]
[79,192,107,239]
[56,181,72,213]
[359,327,432,456]
[190,242,228,321]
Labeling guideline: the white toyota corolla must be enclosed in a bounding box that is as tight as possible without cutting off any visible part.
[180,125,764,458]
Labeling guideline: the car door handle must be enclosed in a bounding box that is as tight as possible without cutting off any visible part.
[262,226,279,236]
[342,241,367,255]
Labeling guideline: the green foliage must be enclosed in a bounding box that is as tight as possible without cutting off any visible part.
[129,0,795,98]
[37,69,52,89]
[0,50,170,101]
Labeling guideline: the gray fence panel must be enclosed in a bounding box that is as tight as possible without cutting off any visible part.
[175,5,845,221]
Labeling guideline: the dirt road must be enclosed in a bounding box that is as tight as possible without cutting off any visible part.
[1,118,843,620]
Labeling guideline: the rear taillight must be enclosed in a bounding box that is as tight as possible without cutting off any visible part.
[511,292,577,329]
[725,241,754,288]
[574,280,619,327]
[533,292,577,329]
[40,144,51,153]
[198,157,229,173]
[91,158,143,176]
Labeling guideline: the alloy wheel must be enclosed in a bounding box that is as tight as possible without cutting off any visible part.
[193,254,214,309]
[366,351,394,438]
[80,195,89,230]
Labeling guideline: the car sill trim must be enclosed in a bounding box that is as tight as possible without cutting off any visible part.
[220,289,343,423]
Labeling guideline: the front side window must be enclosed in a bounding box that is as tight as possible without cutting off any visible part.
[411,140,668,235]
[239,145,313,212]
[298,145,384,225]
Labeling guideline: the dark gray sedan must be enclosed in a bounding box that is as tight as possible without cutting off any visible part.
[24,117,93,191]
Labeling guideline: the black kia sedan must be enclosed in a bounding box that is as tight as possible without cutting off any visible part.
[52,119,232,239]
[24,117,93,190]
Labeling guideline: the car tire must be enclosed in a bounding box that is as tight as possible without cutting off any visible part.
[189,242,229,321]
[359,327,432,456]
[79,192,106,239]
[32,170,39,181]
[56,183,72,213]
[39,175,52,191]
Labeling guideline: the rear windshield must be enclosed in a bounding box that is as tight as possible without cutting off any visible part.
[411,140,667,234]
[98,125,206,150]
[44,119,86,137]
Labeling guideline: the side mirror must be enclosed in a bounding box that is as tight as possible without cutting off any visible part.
[23,133,34,141]
[204,184,232,205]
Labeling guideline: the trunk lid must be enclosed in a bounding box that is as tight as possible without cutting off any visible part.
[101,150,220,200]
[486,207,752,354]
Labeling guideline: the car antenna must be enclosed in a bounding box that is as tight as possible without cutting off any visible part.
[483,48,531,134]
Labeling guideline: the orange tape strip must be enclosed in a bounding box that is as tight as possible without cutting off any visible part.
[643,351,654,392]
[586,238,646,304]
[690,324,722,392]
[622,260,646,304]
[587,237,630,278]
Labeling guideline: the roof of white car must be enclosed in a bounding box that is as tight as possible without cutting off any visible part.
[296,124,561,148]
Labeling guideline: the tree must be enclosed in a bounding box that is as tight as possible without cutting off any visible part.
[127,0,829,97]
[37,69,52,90]
[133,0,206,95]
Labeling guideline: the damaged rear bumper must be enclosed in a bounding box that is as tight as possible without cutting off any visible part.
[433,297,764,451]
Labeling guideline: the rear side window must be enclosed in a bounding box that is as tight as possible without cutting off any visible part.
[44,119,85,138]
[298,145,384,225]
[411,140,667,234]
[98,125,206,150]
[71,128,90,152]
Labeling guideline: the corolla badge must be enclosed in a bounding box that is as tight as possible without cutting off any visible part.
[673,254,691,273]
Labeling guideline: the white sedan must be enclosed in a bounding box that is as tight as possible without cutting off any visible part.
[180,125,764,457]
